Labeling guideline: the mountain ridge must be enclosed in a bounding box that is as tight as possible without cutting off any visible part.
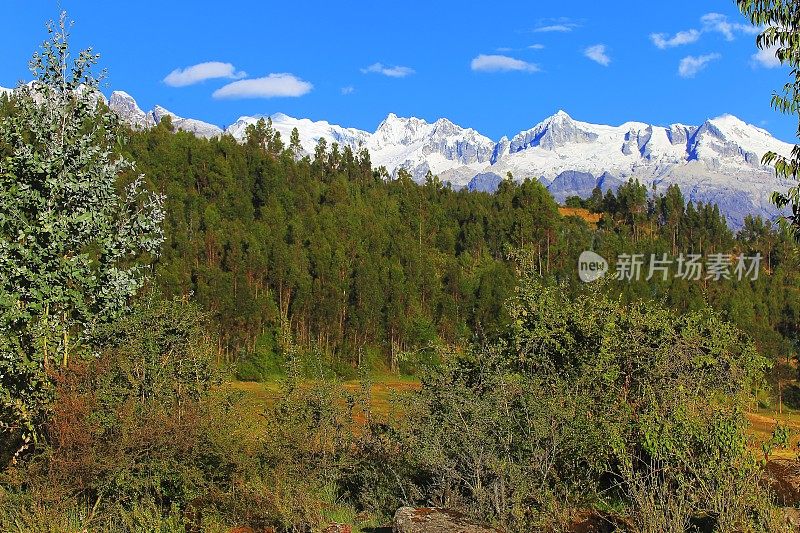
[1,85,793,228]
[90,90,800,229]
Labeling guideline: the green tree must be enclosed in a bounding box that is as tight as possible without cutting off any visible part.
[0,14,164,453]
[289,127,302,158]
[737,0,800,241]
[397,268,769,530]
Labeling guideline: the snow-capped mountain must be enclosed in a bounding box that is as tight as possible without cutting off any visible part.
[366,113,495,182]
[109,91,153,129]
[481,111,794,226]
[225,112,495,184]
[107,91,221,138]
[151,105,222,138]
[227,113,371,155]
[100,93,800,228]
[4,85,792,228]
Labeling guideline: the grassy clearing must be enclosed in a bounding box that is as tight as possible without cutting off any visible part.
[748,409,800,459]
[229,376,800,462]
[558,206,602,226]
[226,375,422,442]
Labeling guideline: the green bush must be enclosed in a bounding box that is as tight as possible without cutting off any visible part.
[370,272,774,531]
[0,295,259,532]
[235,358,266,382]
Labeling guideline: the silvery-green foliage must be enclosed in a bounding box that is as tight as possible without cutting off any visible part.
[0,13,164,449]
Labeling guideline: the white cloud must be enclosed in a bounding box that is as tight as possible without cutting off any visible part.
[650,29,701,49]
[533,18,580,33]
[341,86,355,95]
[212,74,312,99]
[495,44,544,52]
[701,12,759,41]
[584,44,611,66]
[752,45,781,68]
[163,61,246,87]
[361,63,415,78]
[534,24,576,33]
[678,53,720,78]
[470,54,540,73]
[651,13,759,51]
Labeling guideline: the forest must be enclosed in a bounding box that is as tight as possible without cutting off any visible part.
[1,4,800,532]
[124,115,799,384]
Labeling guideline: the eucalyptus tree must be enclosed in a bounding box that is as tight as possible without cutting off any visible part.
[737,0,800,241]
[0,14,164,453]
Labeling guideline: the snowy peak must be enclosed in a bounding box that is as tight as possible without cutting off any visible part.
[105,89,222,138]
[367,113,495,180]
[109,90,153,129]
[509,110,599,152]
[687,114,793,168]
[150,105,223,138]
[372,113,434,147]
[151,105,171,122]
[227,113,371,155]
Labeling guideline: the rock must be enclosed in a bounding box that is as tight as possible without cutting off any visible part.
[322,524,352,533]
[567,509,631,533]
[765,459,800,506]
[466,172,503,193]
[392,507,501,533]
[782,507,800,528]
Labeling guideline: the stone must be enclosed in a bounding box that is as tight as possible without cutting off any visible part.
[322,524,352,533]
[765,459,800,506]
[392,507,501,533]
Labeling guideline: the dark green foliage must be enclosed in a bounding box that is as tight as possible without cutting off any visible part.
[235,328,282,381]
[121,124,561,369]
[372,272,773,531]
[100,118,800,380]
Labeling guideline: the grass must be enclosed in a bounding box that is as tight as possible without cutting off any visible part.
[225,374,421,442]
[228,374,420,410]
[221,375,421,531]
[558,207,602,225]
[228,375,800,461]
[747,408,800,459]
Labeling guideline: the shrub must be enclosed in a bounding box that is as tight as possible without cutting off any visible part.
[257,373,361,531]
[381,273,772,531]
[0,296,254,531]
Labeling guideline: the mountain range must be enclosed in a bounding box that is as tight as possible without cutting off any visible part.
[1,85,794,228]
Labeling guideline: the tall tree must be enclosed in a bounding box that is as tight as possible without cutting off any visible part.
[737,0,800,241]
[0,13,164,451]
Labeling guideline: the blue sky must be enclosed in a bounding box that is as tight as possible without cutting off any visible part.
[1,1,796,142]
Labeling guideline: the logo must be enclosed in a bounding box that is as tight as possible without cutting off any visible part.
[578,250,608,283]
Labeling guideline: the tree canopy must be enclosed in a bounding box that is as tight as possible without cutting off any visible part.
[737,0,800,241]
